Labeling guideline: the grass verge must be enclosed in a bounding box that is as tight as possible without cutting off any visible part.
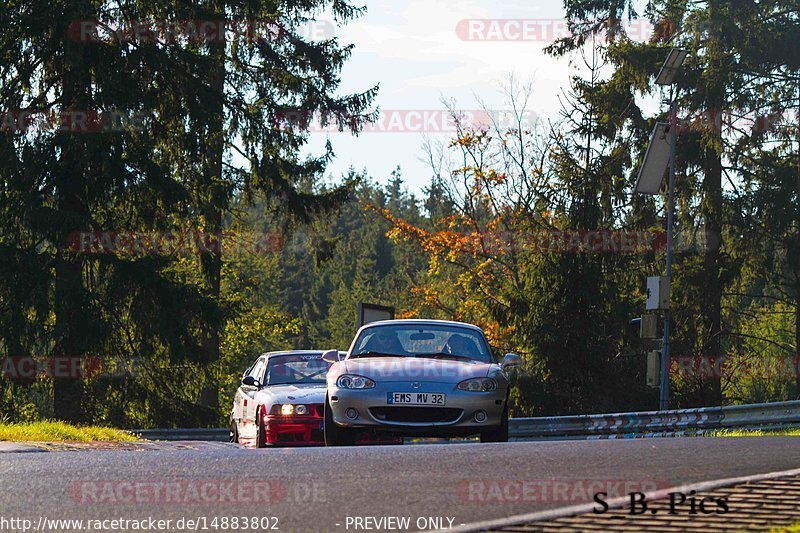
[0,420,138,442]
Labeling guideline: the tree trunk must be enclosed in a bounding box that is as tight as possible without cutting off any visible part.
[794,300,800,397]
[700,0,724,406]
[701,144,723,405]
[795,82,800,397]
[196,17,226,425]
[53,27,90,422]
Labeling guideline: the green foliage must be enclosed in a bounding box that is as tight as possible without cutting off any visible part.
[551,0,800,408]
[0,0,376,425]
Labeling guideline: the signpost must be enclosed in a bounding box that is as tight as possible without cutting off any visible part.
[357,303,395,328]
[634,47,688,410]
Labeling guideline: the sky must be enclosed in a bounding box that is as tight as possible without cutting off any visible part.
[304,0,654,194]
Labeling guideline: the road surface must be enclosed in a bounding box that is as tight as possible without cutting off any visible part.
[1,438,799,532]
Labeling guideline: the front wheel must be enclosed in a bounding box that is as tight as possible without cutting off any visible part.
[256,407,268,448]
[229,419,239,444]
[480,404,509,443]
[324,395,356,446]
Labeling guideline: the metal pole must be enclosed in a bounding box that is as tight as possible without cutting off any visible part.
[660,85,677,411]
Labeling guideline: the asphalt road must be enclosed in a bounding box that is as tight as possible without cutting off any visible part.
[1,438,800,532]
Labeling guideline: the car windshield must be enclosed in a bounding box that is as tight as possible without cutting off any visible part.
[350,324,493,363]
[264,354,331,386]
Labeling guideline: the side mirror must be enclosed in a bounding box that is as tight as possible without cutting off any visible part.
[502,353,522,369]
[322,349,341,363]
[241,375,260,388]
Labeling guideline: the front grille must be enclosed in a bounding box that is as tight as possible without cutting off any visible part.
[369,407,462,423]
[275,429,324,443]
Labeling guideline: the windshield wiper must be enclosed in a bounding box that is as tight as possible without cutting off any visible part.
[349,351,403,358]
[418,352,477,362]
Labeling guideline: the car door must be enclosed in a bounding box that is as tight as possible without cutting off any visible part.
[235,356,266,438]
[232,360,252,422]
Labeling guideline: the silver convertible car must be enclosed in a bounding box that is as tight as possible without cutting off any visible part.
[322,319,521,445]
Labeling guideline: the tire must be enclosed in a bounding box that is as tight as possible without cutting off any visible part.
[324,395,356,446]
[256,407,268,448]
[229,419,239,444]
[480,403,509,443]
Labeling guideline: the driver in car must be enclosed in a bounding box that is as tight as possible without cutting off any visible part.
[266,362,297,384]
[444,333,478,358]
[362,330,405,355]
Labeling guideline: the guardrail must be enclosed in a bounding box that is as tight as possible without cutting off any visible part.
[133,400,800,441]
[134,428,231,442]
[509,400,800,440]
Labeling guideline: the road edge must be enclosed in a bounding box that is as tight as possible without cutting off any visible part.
[0,442,46,453]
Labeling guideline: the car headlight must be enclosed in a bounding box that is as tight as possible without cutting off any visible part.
[273,404,310,416]
[458,377,497,392]
[337,374,375,389]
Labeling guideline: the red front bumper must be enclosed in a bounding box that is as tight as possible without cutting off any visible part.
[264,415,325,446]
[262,415,403,446]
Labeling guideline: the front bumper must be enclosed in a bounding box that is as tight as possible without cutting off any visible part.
[261,415,403,445]
[264,415,325,446]
[328,380,506,436]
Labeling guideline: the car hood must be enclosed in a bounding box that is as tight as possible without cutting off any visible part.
[255,383,326,404]
[343,356,492,382]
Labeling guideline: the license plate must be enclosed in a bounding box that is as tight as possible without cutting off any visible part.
[387,392,446,406]
[319,421,324,431]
